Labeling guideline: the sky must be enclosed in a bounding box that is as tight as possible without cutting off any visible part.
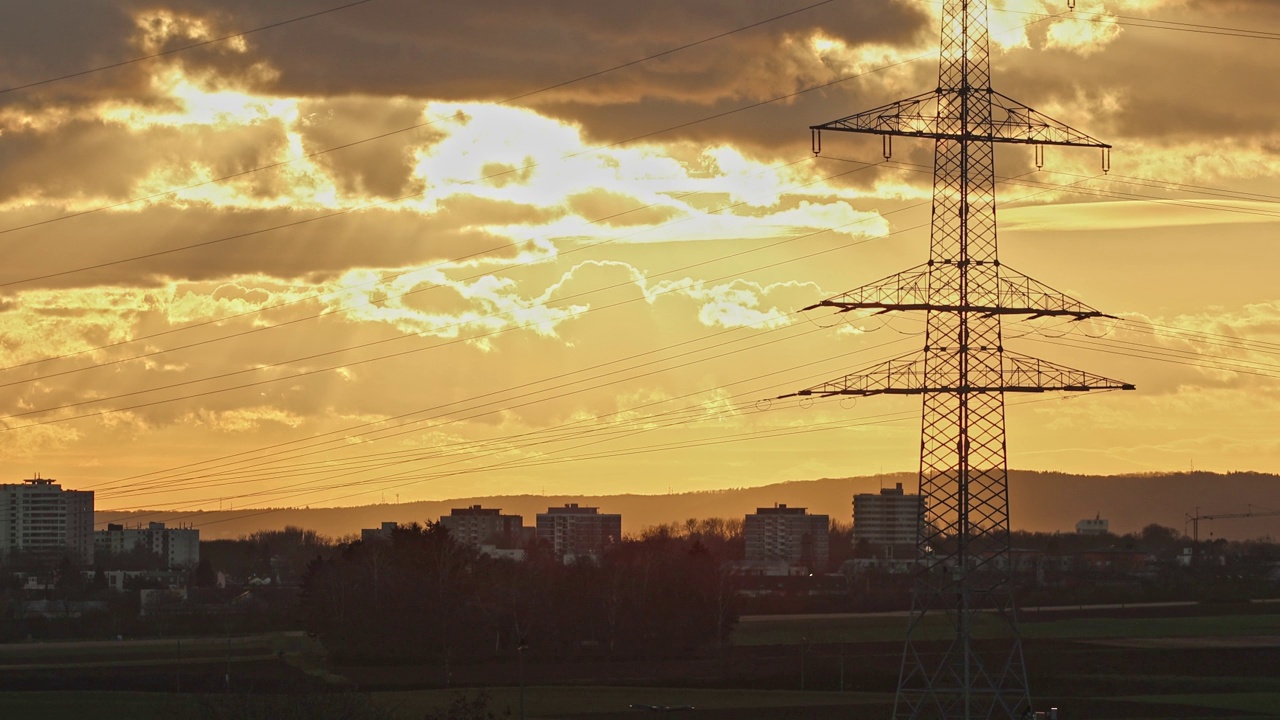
[0,0,1278,518]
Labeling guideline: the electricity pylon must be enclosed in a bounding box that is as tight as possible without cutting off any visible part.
[781,2,1133,717]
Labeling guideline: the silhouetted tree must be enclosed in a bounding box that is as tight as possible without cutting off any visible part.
[301,520,736,663]
[89,566,109,593]
[829,520,856,568]
[1139,523,1181,550]
[193,557,217,588]
[54,555,85,596]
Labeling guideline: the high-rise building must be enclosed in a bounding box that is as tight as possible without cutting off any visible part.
[852,483,925,547]
[440,505,525,548]
[96,521,199,569]
[744,504,829,571]
[0,477,95,564]
[535,504,621,559]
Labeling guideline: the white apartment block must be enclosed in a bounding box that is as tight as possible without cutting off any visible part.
[744,504,830,571]
[0,477,94,564]
[853,483,925,546]
[96,521,200,569]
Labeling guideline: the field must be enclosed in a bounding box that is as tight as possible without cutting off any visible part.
[1,604,1279,719]
[733,602,1280,646]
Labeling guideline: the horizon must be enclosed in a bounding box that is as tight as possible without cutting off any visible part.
[92,470,1280,542]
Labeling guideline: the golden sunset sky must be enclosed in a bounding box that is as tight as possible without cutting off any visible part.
[1,0,1276,516]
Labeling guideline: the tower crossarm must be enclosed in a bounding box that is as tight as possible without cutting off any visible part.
[1001,351,1135,392]
[777,350,1133,399]
[803,264,1114,320]
[990,90,1110,148]
[811,88,1111,149]
[777,350,927,398]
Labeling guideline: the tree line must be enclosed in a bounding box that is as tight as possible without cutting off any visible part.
[300,521,739,664]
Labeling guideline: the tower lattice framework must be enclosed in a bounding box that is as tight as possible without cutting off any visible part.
[782,2,1133,717]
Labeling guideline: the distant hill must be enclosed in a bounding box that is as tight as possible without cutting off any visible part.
[97,471,1280,542]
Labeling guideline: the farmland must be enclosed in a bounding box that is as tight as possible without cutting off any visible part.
[1,603,1279,719]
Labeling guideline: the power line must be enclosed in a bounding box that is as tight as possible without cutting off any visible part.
[151,405,916,526]
[33,158,1204,409]
[1120,318,1280,357]
[825,305,1280,384]
[1026,335,1280,383]
[95,176,1118,510]
[823,285,1280,381]
[80,2,1280,530]
[81,163,1101,499]
[0,156,818,379]
[96,339,922,517]
[92,318,838,495]
[83,169,1184,508]
[99,296,1280,514]
[1100,173,1280,204]
[0,68,912,289]
[117,391,1109,531]
[822,156,1280,222]
[0,163,901,425]
[99,335,919,503]
[5,207,930,430]
[106,359,935,520]
[22,153,1280,507]
[980,2,1280,42]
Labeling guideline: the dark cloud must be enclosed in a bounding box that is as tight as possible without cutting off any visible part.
[4,1,1274,169]
[295,96,436,198]
[0,0,143,94]
[154,0,932,100]
[0,0,932,143]
[0,118,292,203]
[991,6,1280,143]
[0,203,540,290]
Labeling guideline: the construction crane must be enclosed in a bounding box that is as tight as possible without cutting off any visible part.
[1185,506,1280,543]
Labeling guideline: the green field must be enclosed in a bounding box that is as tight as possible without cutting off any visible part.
[4,686,1278,720]
[2,608,1279,719]
[0,631,319,665]
[1123,692,1280,714]
[732,608,1280,646]
[377,686,892,719]
[0,691,198,720]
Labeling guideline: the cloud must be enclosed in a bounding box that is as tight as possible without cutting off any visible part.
[0,205,531,289]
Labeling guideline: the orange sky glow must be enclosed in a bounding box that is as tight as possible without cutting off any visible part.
[0,0,1276,519]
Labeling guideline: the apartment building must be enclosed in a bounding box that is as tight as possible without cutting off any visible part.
[853,483,925,547]
[535,503,621,560]
[95,521,200,569]
[0,477,95,564]
[440,505,526,548]
[744,504,829,571]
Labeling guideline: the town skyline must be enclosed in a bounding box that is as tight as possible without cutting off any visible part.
[91,470,1280,542]
[1,0,1278,516]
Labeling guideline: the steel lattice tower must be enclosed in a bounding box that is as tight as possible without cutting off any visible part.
[781,2,1133,717]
